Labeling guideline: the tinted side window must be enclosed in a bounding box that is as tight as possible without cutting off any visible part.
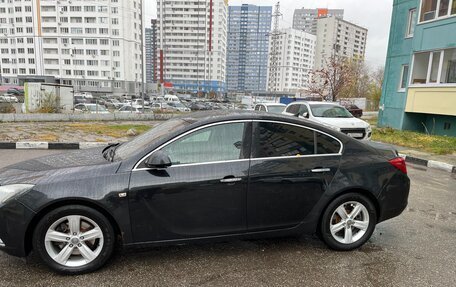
[286,104,299,114]
[162,123,246,165]
[253,122,314,158]
[316,132,341,154]
[298,104,308,115]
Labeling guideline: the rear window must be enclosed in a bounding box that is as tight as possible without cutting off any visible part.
[316,133,341,154]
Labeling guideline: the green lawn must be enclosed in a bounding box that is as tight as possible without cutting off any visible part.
[372,127,456,155]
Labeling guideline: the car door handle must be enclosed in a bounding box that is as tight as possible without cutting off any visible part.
[311,168,331,173]
[220,177,242,183]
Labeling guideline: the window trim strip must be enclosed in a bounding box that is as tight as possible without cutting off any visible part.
[132,119,344,171]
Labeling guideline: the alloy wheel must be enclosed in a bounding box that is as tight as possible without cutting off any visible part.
[44,215,104,267]
[329,201,370,244]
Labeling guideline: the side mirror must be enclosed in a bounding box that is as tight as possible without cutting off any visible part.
[145,150,172,169]
[302,112,309,118]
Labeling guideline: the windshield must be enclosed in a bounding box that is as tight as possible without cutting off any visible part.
[87,105,107,112]
[310,104,353,118]
[114,118,190,160]
[267,105,285,114]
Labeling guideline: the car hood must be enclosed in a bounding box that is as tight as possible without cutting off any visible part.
[311,117,370,129]
[0,148,115,186]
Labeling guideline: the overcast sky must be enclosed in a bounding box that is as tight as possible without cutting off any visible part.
[144,0,393,69]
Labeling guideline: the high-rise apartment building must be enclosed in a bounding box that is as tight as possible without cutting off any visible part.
[0,0,143,96]
[145,19,158,84]
[226,4,272,93]
[314,16,367,69]
[267,28,316,92]
[157,0,228,93]
[292,8,344,35]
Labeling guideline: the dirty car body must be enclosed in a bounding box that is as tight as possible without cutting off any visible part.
[0,111,410,274]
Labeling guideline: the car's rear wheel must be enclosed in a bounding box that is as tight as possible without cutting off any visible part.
[320,193,377,250]
[33,205,115,274]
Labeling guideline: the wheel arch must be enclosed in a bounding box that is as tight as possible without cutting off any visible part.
[24,199,122,255]
[317,187,381,234]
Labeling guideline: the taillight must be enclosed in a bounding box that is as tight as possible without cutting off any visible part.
[389,157,407,174]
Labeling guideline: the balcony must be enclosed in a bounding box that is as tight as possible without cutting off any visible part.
[405,86,456,116]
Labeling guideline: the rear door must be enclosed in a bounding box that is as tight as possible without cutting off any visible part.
[247,121,342,231]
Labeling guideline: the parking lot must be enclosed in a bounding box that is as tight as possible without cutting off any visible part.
[0,150,455,286]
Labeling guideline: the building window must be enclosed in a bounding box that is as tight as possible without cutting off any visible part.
[399,65,409,91]
[420,0,456,22]
[406,9,416,37]
[411,48,456,85]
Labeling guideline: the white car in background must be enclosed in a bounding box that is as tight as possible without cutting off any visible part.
[283,101,372,140]
[74,103,110,114]
[166,102,191,112]
[254,103,286,114]
[0,94,19,103]
[118,105,152,114]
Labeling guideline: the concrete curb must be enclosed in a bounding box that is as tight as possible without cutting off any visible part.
[398,153,456,173]
[0,141,454,173]
[0,113,175,122]
[0,142,110,150]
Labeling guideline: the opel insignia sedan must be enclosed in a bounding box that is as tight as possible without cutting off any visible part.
[0,111,410,274]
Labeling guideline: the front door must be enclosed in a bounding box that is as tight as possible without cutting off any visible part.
[247,121,342,231]
[129,121,251,243]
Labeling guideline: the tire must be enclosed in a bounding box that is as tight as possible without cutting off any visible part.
[320,193,377,251]
[32,205,115,275]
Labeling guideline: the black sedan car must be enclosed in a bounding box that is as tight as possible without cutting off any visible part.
[0,111,410,274]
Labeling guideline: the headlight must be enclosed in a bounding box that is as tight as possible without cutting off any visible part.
[0,184,34,204]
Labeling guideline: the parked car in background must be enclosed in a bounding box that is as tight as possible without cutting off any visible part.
[103,98,123,109]
[254,103,286,114]
[118,105,152,114]
[0,94,19,103]
[74,103,110,114]
[0,111,410,274]
[341,103,363,118]
[167,102,191,112]
[164,94,180,103]
[150,102,173,112]
[74,96,89,105]
[6,88,24,98]
[283,101,372,140]
[188,102,210,111]
[131,99,150,107]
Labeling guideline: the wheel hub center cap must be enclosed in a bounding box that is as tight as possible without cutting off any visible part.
[71,237,80,245]
[346,219,354,227]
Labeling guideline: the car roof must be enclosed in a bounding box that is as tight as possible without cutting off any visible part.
[290,101,341,106]
[173,110,324,129]
[257,103,286,106]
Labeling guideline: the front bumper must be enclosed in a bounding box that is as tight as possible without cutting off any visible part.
[340,128,372,141]
[0,199,36,257]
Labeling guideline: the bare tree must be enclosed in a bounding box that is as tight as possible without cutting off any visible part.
[307,55,355,102]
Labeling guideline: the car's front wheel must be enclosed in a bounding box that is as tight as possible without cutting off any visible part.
[320,193,377,250]
[33,205,115,274]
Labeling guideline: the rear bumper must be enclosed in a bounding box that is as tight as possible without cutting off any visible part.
[0,199,35,257]
[377,172,410,222]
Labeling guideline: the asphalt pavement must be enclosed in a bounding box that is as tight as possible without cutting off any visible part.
[0,150,455,286]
